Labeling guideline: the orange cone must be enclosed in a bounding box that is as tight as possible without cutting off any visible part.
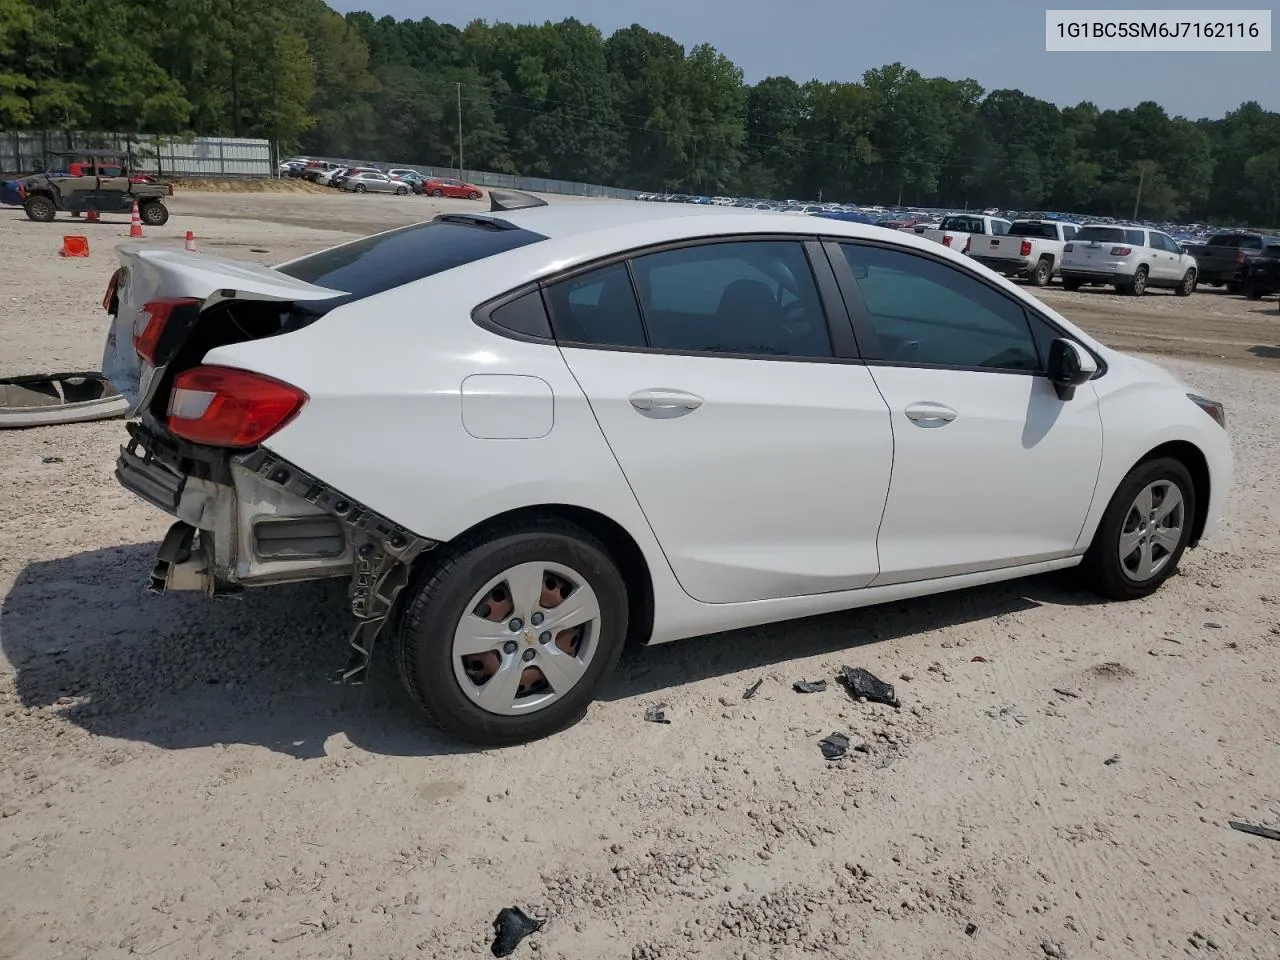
[86,208,100,223]
[184,230,196,253]
[129,201,143,239]
[60,236,90,258]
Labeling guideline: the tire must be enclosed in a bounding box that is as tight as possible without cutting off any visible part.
[1061,277,1081,292]
[395,186,408,196]
[1080,456,1196,601]
[1177,269,1197,297]
[139,200,168,226]
[1031,257,1052,287]
[1225,281,1240,295]
[354,183,366,193]
[467,191,481,201]
[23,195,56,222]
[431,188,444,197]
[1126,266,1148,296]
[395,517,629,746]
[1245,282,1262,300]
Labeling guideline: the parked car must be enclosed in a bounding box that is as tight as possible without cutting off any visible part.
[100,192,1231,745]
[340,171,410,195]
[300,161,343,183]
[330,166,383,189]
[314,167,347,187]
[921,214,1013,253]
[1193,232,1280,291]
[1060,225,1199,296]
[423,177,484,200]
[387,169,426,195]
[1240,243,1280,300]
[970,219,1081,286]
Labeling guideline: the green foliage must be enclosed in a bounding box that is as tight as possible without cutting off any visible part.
[0,1,1277,224]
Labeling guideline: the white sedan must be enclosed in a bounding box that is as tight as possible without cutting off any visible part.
[99,193,1232,745]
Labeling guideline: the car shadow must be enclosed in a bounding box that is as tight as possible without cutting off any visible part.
[2,543,1103,758]
[1249,345,1280,359]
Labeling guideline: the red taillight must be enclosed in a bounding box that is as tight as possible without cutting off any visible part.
[942,234,953,247]
[167,365,307,449]
[134,297,199,364]
[102,268,123,312]
[1020,239,1032,256]
[1110,246,1132,257]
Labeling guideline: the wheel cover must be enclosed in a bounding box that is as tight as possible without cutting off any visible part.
[1118,480,1184,581]
[452,561,601,716]
[1133,270,1146,293]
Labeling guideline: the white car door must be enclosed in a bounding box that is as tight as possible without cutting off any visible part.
[546,239,895,605]
[1153,232,1183,282]
[828,239,1104,585]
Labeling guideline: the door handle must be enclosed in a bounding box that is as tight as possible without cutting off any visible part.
[629,389,703,414]
[904,402,957,427]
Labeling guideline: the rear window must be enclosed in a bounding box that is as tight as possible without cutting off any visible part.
[1008,222,1058,239]
[276,218,546,314]
[1207,233,1262,248]
[940,216,983,232]
[1075,226,1125,244]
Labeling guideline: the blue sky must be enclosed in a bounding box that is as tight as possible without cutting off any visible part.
[327,0,1276,119]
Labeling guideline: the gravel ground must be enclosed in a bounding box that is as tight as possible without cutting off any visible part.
[1,191,1278,960]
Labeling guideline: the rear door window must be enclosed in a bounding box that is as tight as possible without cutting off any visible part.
[543,264,648,348]
[1125,229,1146,246]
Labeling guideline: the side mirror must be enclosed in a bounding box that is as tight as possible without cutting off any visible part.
[1047,338,1098,401]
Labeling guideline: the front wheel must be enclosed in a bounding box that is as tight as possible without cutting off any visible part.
[395,518,629,746]
[354,183,366,193]
[431,188,444,197]
[23,195,56,222]
[1177,269,1197,297]
[139,200,168,226]
[467,191,481,201]
[395,185,408,196]
[1080,457,1196,601]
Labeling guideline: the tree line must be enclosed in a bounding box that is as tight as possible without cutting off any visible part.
[2,0,1279,224]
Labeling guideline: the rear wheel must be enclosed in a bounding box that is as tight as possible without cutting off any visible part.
[1031,257,1052,287]
[354,183,367,193]
[431,188,444,197]
[1080,457,1195,601]
[395,518,628,746]
[1177,269,1197,297]
[1245,281,1263,300]
[1125,266,1148,296]
[23,195,56,222]
[395,185,408,196]
[1062,277,1082,292]
[138,200,168,226]
[1226,281,1241,295]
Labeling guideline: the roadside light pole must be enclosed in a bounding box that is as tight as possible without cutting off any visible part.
[457,83,464,182]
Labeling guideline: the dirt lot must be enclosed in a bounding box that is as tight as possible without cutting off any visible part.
[1,191,1278,960]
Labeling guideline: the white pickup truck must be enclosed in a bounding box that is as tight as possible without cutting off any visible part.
[969,219,1082,286]
[920,214,1012,254]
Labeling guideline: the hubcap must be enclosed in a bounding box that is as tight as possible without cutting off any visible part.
[452,561,601,716]
[1118,480,1184,582]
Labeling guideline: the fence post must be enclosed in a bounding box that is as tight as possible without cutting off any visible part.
[219,139,225,177]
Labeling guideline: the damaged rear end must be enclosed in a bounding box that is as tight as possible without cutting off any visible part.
[103,245,437,679]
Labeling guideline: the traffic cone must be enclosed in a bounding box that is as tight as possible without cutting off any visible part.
[86,208,100,223]
[184,230,196,253]
[60,236,90,258]
[129,201,143,239]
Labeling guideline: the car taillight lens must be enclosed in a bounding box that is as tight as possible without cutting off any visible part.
[167,366,308,449]
[134,297,199,363]
[1020,239,1032,256]
[1110,246,1132,257]
[942,234,953,247]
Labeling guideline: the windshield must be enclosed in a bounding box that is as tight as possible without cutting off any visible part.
[1075,226,1126,243]
[1008,222,1058,239]
[276,218,546,316]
